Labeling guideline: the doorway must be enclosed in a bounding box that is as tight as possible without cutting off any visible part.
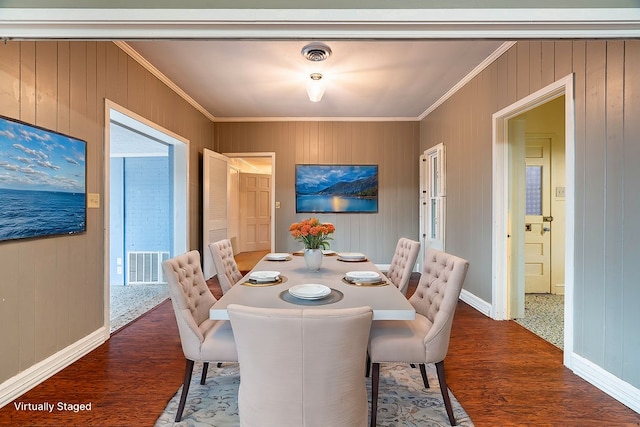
[104,101,189,335]
[202,151,275,279]
[492,75,575,364]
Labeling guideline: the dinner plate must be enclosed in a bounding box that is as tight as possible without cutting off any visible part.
[248,270,280,282]
[345,271,381,283]
[265,253,290,261]
[288,284,331,300]
[322,250,337,256]
[337,252,366,260]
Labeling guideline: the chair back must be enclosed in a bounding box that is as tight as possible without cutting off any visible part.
[409,248,469,362]
[386,238,420,295]
[209,239,243,294]
[228,304,373,427]
[162,250,216,361]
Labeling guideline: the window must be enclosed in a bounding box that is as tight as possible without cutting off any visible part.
[421,143,446,251]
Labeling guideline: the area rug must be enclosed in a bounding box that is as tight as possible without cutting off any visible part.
[155,362,473,427]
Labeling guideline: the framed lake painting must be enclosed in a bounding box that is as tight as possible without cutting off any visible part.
[295,164,378,213]
[0,115,87,242]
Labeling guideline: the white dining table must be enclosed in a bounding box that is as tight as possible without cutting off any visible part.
[209,252,416,321]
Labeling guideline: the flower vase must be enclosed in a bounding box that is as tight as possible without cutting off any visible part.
[304,248,323,272]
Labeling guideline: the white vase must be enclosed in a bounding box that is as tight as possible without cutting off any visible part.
[304,248,323,272]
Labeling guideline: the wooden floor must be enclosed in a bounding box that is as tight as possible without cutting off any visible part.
[1,255,639,426]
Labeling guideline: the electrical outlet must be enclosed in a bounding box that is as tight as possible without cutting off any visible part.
[555,187,566,198]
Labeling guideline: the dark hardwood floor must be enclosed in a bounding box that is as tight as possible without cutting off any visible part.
[1,265,638,426]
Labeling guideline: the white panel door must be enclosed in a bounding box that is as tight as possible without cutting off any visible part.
[239,173,271,252]
[525,138,552,293]
[203,149,230,279]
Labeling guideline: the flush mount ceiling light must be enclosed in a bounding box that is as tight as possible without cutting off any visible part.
[302,43,331,102]
[306,73,325,102]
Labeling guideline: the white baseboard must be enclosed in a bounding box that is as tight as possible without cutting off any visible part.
[571,353,640,414]
[459,289,492,317]
[0,327,107,409]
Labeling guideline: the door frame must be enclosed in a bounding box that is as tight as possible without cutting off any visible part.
[491,74,575,367]
[223,152,276,253]
[104,99,189,337]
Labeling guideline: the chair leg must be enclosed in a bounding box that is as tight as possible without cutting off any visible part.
[365,352,371,377]
[176,359,195,422]
[435,360,456,426]
[419,363,430,388]
[200,362,209,385]
[370,363,380,427]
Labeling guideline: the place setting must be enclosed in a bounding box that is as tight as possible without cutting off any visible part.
[337,252,368,262]
[241,270,287,287]
[342,270,389,287]
[279,283,343,305]
[264,252,292,262]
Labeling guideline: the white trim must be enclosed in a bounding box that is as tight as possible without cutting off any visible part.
[459,290,492,318]
[571,353,640,414]
[491,74,575,363]
[2,8,640,39]
[0,328,106,409]
[419,42,516,120]
[114,42,216,122]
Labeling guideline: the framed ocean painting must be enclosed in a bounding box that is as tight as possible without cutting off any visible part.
[0,115,87,242]
[295,164,378,213]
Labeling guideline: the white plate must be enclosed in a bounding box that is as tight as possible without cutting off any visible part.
[337,252,366,260]
[288,284,331,300]
[322,250,336,255]
[266,253,290,261]
[346,271,381,282]
[249,271,280,282]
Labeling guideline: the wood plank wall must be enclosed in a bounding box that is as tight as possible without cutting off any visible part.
[420,40,640,388]
[214,121,421,263]
[0,41,214,384]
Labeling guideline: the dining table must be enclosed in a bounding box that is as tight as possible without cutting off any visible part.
[209,251,416,321]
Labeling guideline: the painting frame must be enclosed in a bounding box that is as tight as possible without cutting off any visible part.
[0,114,87,243]
[295,164,378,214]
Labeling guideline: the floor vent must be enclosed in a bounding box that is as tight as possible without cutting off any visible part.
[127,251,170,284]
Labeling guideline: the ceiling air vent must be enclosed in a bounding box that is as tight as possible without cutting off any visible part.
[301,43,332,62]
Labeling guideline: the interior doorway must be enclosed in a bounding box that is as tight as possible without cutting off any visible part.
[104,101,189,335]
[492,75,575,364]
[202,151,275,279]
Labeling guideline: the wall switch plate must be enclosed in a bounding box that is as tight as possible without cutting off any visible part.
[556,187,566,198]
[87,193,100,208]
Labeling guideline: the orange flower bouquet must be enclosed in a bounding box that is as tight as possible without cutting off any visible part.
[289,218,335,250]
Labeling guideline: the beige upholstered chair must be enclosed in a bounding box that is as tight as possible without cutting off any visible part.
[209,239,243,294]
[385,238,420,295]
[228,304,374,427]
[368,248,469,426]
[162,250,237,422]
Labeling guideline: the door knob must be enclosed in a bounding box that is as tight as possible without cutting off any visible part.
[541,226,551,235]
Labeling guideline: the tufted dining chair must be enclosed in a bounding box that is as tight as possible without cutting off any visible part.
[162,250,237,422]
[385,238,421,295]
[228,304,373,427]
[368,248,469,426]
[209,239,243,294]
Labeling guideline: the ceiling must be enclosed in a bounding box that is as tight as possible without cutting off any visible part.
[125,39,507,121]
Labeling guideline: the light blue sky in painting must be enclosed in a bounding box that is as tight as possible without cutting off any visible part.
[0,117,86,193]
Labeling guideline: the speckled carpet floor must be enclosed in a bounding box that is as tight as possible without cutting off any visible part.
[155,362,473,427]
[110,283,169,333]
[514,293,564,349]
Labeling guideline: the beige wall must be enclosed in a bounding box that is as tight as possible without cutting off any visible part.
[421,40,640,388]
[0,41,213,384]
[214,121,421,263]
